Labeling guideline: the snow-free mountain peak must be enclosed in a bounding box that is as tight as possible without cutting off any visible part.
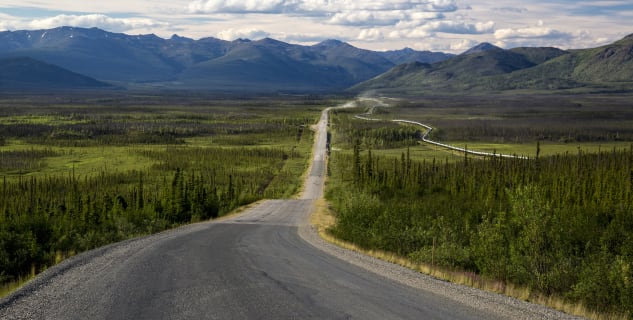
[462,42,502,55]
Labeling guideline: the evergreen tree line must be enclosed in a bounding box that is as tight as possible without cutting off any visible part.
[0,145,301,285]
[327,143,633,315]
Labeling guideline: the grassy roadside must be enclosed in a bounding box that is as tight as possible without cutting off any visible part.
[0,96,324,298]
[310,196,627,320]
[318,99,632,320]
[0,273,34,299]
[0,250,79,299]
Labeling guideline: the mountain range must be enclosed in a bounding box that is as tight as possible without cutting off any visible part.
[0,27,451,92]
[353,34,633,94]
[1,27,632,94]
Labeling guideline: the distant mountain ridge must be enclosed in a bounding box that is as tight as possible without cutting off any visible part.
[353,34,633,94]
[0,27,450,91]
[374,47,453,65]
[4,27,631,94]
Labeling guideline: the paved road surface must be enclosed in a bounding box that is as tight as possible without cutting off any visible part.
[0,105,579,319]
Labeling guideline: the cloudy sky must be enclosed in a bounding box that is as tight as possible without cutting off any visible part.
[1,0,632,53]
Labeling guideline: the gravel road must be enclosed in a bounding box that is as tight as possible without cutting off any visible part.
[0,103,582,319]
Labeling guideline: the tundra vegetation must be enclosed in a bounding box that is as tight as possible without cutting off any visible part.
[326,95,633,317]
[0,93,323,293]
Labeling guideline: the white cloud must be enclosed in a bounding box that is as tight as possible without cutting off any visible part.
[389,28,434,39]
[391,20,495,39]
[494,26,571,40]
[450,39,478,51]
[318,3,455,28]
[493,7,528,14]
[296,0,439,13]
[491,26,600,50]
[358,28,384,41]
[424,20,495,34]
[394,12,444,29]
[327,10,405,26]
[28,14,167,32]
[187,0,460,15]
[217,27,270,40]
[0,22,13,31]
[422,0,458,12]
[0,14,18,31]
[409,11,445,21]
[188,0,291,14]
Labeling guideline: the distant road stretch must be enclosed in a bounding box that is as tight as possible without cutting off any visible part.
[0,102,576,320]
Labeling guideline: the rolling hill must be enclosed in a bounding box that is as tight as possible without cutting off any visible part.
[352,34,633,94]
[0,57,111,90]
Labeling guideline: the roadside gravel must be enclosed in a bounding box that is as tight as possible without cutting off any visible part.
[298,223,583,320]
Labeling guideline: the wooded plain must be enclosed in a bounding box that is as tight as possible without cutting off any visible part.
[1,92,632,318]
